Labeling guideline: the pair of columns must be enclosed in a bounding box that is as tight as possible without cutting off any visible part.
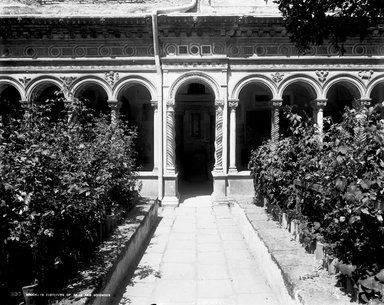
[227,98,283,171]
[107,99,159,171]
[227,98,330,172]
[164,97,289,174]
[165,98,225,174]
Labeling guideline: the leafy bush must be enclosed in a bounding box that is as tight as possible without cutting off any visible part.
[250,103,384,303]
[0,92,139,301]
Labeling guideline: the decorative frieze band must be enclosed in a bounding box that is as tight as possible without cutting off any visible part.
[2,41,383,59]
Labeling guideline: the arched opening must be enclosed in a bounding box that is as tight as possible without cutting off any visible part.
[30,83,64,121]
[175,82,215,193]
[281,82,316,136]
[74,83,109,116]
[325,82,359,124]
[118,84,154,171]
[0,84,22,123]
[237,82,273,170]
[370,82,384,105]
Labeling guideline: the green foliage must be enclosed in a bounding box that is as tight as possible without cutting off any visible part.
[0,92,139,299]
[270,0,384,53]
[250,103,384,303]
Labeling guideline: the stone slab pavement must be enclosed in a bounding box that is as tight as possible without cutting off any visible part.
[118,195,281,305]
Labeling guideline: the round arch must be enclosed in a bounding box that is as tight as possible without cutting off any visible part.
[366,75,384,99]
[71,76,113,100]
[169,71,221,100]
[323,75,364,99]
[114,76,157,101]
[279,75,320,99]
[26,77,63,101]
[0,78,25,100]
[231,75,277,100]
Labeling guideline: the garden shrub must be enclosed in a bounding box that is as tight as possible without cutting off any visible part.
[0,92,139,303]
[250,103,384,303]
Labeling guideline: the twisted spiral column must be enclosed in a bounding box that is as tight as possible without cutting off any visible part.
[107,100,122,126]
[270,99,282,145]
[214,99,224,172]
[354,98,370,146]
[166,99,176,173]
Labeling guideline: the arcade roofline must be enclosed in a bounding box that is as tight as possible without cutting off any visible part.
[0,14,284,23]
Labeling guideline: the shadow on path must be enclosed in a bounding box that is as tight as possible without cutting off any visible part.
[178,180,213,203]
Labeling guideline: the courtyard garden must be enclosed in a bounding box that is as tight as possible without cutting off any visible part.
[0,92,140,304]
[250,102,384,304]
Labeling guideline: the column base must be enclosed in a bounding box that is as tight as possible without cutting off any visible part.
[228,167,238,174]
[161,196,179,207]
[211,171,227,202]
[162,172,179,206]
[227,170,254,197]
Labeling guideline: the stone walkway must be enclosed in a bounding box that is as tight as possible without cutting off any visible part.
[118,195,280,305]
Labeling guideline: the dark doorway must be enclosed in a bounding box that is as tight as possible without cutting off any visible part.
[175,82,215,195]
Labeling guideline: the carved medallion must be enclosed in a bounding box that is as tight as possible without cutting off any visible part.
[358,70,374,81]
[316,70,329,83]
[60,76,77,91]
[19,76,31,87]
[271,72,284,84]
[105,71,119,87]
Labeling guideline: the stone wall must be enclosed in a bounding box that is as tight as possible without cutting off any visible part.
[39,0,145,4]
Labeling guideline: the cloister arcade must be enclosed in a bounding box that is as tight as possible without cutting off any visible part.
[1,72,383,202]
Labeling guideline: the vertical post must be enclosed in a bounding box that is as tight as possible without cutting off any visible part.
[359,97,371,109]
[228,99,239,172]
[270,99,282,144]
[166,98,176,173]
[19,100,32,126]
[151,100,159,171]
[107,100,122,126]
[214,99,224,172]
[354,98,371,145]
[311,99,327,138]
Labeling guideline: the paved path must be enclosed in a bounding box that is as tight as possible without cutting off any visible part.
[118,195,280,305]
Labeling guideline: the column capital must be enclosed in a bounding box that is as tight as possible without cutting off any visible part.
[358,97,371,108]
[311,99,327,109]
[107,99,122,110]
[150,100,158,109]
[215,99,224,109]
[166,98,175,111]
[228,99,239,110]
[270,99,283,108]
